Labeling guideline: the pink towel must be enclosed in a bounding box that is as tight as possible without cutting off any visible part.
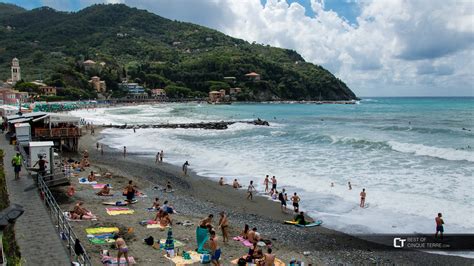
[102,256,136,265]
[232,236,254,247]
[93,184,109,189]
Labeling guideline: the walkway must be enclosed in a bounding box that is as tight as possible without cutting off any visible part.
[1,137,70,266]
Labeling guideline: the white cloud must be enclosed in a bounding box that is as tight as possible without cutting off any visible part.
[41,0,474,96]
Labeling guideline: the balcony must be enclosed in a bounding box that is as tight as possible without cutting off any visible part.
[34,127,82,138]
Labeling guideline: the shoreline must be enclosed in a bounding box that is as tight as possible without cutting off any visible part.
[58,127,474,265]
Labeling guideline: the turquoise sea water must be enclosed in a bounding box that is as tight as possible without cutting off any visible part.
[72,97,474,236]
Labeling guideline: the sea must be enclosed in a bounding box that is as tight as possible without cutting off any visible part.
[71,97,474,240]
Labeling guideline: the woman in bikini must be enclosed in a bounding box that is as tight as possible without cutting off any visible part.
[115,235,130,265]
[71,201,96,220]
[218,211,229,243]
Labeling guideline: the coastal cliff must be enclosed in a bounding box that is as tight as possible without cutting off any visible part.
[0,3,357,101]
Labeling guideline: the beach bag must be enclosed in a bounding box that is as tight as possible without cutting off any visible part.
[200,253,211,264]
[144,236,154,246]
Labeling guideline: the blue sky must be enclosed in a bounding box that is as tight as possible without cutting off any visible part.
[2,0,473,96]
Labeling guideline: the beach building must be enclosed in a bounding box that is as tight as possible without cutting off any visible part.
[151,88,167,99]
[0,105,18,117]
[89,76,106,93]
[119,82,148,99]
[39,86,57,96]
[6,112,82,151]
[11,58,21,85]
[0,88,29,105]
[245,72,261,81]
[209,89,226,103]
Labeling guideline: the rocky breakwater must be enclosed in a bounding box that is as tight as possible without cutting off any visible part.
[102,119,270,130]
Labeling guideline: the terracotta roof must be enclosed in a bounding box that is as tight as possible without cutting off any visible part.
[245,72,260,76]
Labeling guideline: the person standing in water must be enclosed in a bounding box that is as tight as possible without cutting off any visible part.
[435,213,445,240]
[123,146,127,158]
[182,161,190,175]
[155,152,160,164]
[360,188,366,207]
[264,175,269,193]
[291,192,300,213]
[278,188,287,212]
[271,176,277,190]
[348,181,352,190]
[159,150,164,162]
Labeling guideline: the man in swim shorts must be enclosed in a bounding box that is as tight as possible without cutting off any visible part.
[435,213,444,239]
[291,192,300,213]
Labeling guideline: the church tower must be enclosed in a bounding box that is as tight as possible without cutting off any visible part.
[11,58,21,84]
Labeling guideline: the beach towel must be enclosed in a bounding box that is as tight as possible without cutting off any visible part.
[230,257,286,266]
[196,227,210,254]
[232,236,254,247]
[78,178,97,185]
[92,184,112,189]
[88,237,116,245]
[106,207,134,215]
[162,250,201,265]
[101,256,136,265]
[139,219,158,225]
[146,224,170,229]
[86,227,119,234]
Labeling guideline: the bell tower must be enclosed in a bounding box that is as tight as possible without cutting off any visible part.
[11,58,21,84]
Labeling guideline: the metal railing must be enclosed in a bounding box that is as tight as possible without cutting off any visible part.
[18,146,92,265]
[37,174,92,265]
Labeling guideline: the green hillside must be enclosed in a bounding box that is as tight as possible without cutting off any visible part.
[0,3,357,101]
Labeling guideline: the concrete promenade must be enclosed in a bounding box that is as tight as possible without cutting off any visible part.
[1,137,70,265]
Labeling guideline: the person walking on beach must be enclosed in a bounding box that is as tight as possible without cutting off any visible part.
[155,152,160,164]
[115,235,130,265]
[348,181,352,190]
[11,152,22,180]
[218,211,229,243]
[159,150,164,162]
[279,188,287,212]
[182,161,190,175]
[360,188,366,207]
[264,175,269,192]
[291,192,300,213]
[435,213,445,240]
[123,146,127,158]
[209,230,221,266]
[101,144,104,155]
[271,176,277,190]
[247,181,256,200]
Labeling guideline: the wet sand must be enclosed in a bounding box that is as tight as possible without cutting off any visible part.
[57,127,474,265]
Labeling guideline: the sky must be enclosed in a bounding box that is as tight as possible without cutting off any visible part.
[3,0,474,96]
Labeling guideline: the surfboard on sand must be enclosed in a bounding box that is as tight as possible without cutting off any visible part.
[284,220,323,227]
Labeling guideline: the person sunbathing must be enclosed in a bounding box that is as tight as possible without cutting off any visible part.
[151,197,160,209]
[247,227,260,244]
[71,201,96,220]
[67,185,75,197]
[87,171,96,182]
[241,224,250,239]
[97,185,111,196]
[233,179,242,189]
[160,212,172,227]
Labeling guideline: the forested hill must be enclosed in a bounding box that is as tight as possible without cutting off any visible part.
[0,3,357,101]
